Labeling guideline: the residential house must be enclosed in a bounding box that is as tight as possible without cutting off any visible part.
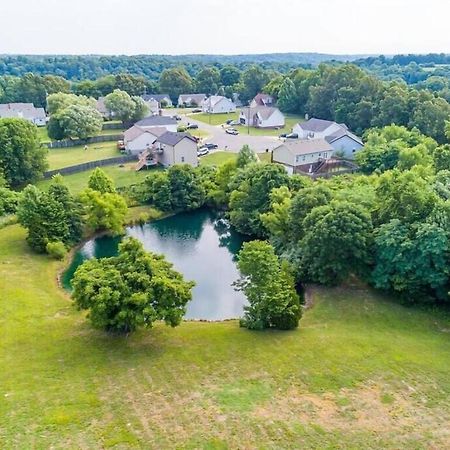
[96,97,112,119]
[240,106,285,128]
[202,96,236,114]
[272,139,334,175]
[124,125,167,155]
[134,115,178,132]
[177,94,206,108]
[293,118,363,158]
[155,131,198,167]
[250,93,275,108]
[142,94,172,107]
[141,97,159,115]
[0,103,46,126]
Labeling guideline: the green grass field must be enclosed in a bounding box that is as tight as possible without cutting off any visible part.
[200,151,237,166]
[191,112,239,126]
[37,163,153,194]
[47,142,122,170]
[1,221,449,448]
[235,114,303,136]
[37,126,125,144]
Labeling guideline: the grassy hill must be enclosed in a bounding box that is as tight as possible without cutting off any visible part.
[1,223,449,448]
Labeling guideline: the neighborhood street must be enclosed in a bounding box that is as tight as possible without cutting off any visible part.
[178,113,283,153]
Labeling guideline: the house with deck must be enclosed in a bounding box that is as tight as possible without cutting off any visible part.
[124,125,166,156]
[293,118,363,159]
[0,103,46,126]
[240,106,285,128]
[272,139,334,175]
[202,96,236,114]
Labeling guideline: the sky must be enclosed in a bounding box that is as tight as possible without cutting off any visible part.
[1,0,450,55]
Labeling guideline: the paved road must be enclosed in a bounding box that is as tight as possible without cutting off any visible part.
[178,113,283,153]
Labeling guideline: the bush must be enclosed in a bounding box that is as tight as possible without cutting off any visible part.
[177,125,187,132]
[46,241,67,260]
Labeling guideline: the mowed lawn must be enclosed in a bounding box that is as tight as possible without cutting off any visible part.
[1,223,449,448]
[47,142,122,170]
[37,163,153,194]
[200,151,237,166]
[191,111,239,126]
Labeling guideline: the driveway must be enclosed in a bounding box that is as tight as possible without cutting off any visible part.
[178,113,282,153]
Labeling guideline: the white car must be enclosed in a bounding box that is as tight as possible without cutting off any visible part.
[197,147,210,156]
[225,128,239,135]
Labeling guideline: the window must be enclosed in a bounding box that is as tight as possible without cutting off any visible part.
[181,156,185,162]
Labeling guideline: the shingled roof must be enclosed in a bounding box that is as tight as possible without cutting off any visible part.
[276,138,333,156]
[135,115,177,127]
[157,131,197,146]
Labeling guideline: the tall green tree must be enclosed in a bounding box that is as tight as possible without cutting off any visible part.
[72,237,194,333]
[236,145,258,168]
[88,168,116,193]
[159,67,194,102]
[195,67,220,95]
[235,240,301,330]
[277,77,297,113]
[240,65,270,103]
[0,118,47,187]
[57,104,103,139]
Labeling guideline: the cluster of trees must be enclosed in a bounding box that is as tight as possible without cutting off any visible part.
[16,168,127,256]
[103,89,148,123]
[266,64,450,143]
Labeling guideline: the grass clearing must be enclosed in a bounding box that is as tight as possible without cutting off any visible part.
[47,142,121,170]
[1,220,449,448]
[37,163,154,194]
[257,152,272,163]
[236,113,303,136]
[191,112,239,126]
[200,151,237,166]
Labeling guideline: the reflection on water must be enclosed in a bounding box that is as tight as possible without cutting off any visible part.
[63,209,248,320]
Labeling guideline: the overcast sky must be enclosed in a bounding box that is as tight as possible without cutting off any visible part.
[1,0,450,55]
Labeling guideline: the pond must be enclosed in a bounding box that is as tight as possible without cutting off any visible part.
[62,209,248,320]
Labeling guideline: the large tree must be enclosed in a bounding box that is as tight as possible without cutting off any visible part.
[240,65,270,104]
[104,89,148,123]
[195,67,220,96]
[72,237,194,333]
[277,77,298,113]
[0,118,47,187]
[298,200,373,285]
[57,104,103,139]
[235,240,301,330]
[46,92,95,116]
[159,67,194,102]
[229,163,290,236]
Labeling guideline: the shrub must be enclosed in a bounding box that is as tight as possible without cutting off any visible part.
[46,241,67,260]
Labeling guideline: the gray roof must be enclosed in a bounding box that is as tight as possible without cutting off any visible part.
[124,125,166,142]
[178,93,206,103]
[142,94,171,102]
[325,129,363,146]
[275,138,333,156]
[0,103,46,120]
[135,115,177,127]
[299,118,337,132]
[241,106,281,120]
[157,131,197,146]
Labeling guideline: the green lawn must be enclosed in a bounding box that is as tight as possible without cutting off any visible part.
[200,151,237,166]
[1,220,449,448]
[36,126,50,143]
[37,163,153,194]
[192,111,239,126]
[47,142,122,170]
[257,152,272,163]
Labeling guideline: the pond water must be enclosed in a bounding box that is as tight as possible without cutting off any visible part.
[62,209,248,320]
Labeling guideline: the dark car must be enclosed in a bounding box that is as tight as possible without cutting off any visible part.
[173,115,182,121]
[192,108,202,113]
[226,119,234,125]
[186,123,199,129]
[280,133,298,139]
[205,143,218,150]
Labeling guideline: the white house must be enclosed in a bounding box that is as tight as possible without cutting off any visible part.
[155,131,198,167]
[202,96,236,114]
[0,103,46,126]
[293,118,363,158]
[142,94,172,107]
[250,93,275,108]
[134,115,178,132]
[177,94,206,107]
[124,125,166,155]
[240,106,285,128]
[272,139,334,175]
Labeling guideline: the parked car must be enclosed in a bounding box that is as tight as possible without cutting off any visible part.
[226,128,239,135]
[279,132,298,139]
[173,115,182,121]
[226,119,234,125]
[228,120,240,126]
[117,140,125,151]
[197,147,210,156]
[204,143,218,150]
[192,108,202,113]
[186,123,199,129]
